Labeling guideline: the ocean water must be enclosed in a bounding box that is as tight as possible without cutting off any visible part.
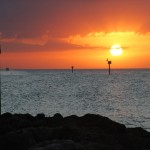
[1,69,150,131]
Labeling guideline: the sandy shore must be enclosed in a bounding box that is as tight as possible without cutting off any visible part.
[0,113,150,150]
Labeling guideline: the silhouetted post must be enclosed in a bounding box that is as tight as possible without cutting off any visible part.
[106,59,112,75]
[108,61,111,75]
[71,66,74,73]
[0,44,1,115]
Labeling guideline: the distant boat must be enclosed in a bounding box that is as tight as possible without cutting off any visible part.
[5,68,9,71]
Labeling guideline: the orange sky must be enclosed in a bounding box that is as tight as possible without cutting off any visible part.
[0,0,150,69]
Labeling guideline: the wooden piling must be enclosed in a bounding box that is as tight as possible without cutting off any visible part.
[71,66,74,73]
[107,59,112,75]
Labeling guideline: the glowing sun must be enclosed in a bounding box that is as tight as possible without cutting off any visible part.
[110,44,123,56]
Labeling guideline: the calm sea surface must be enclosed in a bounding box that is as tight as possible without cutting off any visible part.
[1,69,150,131]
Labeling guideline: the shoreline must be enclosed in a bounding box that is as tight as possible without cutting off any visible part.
[0,113,150,150]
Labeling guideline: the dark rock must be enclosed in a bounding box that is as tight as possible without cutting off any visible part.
[79,114,126,134]
[36,113,45,120]
[53,113,63,120]
[0,113,150,150]
[0,129,36,150]
[27,127,53,142]
[0,112,12,119]
[127,127,150,138]
[51,125,81,141]
[30,140,85,150]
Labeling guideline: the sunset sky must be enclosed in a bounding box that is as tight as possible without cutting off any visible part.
[0,0,150,69]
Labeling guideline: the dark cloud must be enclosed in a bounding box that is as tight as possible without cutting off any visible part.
[1,0,150,40]
[1,40,100,53]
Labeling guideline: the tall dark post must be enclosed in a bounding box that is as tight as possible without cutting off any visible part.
[0,44,1,115]
[71,66,74,73]
[108,61,111,75]
[106,59,112,75]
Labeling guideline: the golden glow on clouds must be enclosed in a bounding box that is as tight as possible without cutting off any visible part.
[66,32,148,47]
[1,0,150,69]
[65,31,150,56]
[1,31,150,69]
[63,31,150,68]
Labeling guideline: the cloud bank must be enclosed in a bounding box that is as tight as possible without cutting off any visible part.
[1,0,150,53]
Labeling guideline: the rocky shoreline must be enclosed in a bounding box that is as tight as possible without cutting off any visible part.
[0,113,150,150]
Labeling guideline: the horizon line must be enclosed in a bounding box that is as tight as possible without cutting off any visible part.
[0,68,150,70]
